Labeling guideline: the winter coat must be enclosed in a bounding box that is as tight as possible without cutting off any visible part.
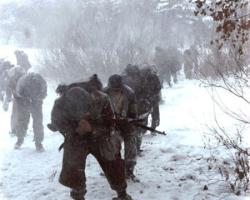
[103,85,137,119]
[51,87,114,139]
[16,72,47,101]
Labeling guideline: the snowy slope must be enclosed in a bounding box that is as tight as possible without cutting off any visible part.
[0,80,249,200]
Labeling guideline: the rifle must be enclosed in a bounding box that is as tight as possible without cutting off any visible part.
[110,117,166,135]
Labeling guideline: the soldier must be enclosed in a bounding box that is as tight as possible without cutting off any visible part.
[166,46,182,84]
[3,66,26,135]
[154,46,172,86]
[154,46,181,86]
[14,72,47,151]
[122,64,147,155]
[14,50,32,72]
[49,75,133,200]
[104,74,138,181]
[190,45,199,72]
[121,65,162,154]
[0,60,14,102]
[183,49,193,79]
[121,64,143,97]
[140,66,161,132]
[183,46,199,79]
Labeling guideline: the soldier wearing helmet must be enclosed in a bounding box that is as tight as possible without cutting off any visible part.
[49,74,133,200]
[104,74,138,181]
[14,50,32,72]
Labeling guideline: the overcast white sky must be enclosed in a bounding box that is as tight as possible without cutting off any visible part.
[0,0,24,7]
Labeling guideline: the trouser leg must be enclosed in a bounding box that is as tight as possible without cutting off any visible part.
[151,102,160,129]
[15,98,30,139]
[165,69,172,87]
[122,134,137,174]
[93,145,127,193]
[135,120,147,152]
[59,140,88,193]
[30,100,44,144]
[172,71,178,83]
[136,131,143,152]
[184,65,192,79]
[10,99,18,134]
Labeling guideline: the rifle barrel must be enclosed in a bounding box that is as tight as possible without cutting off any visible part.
[133,122,166,135]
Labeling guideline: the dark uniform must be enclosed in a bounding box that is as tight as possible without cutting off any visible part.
[140,67,161,129]
[104,74,138,180]
[122,65,161,153]
[121,64,142,97]
[138,66,161,148]
[50,77,133,200]
[14,72,47,151]
[122,65,147,154]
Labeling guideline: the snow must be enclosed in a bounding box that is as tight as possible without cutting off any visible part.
[0,77,249,200]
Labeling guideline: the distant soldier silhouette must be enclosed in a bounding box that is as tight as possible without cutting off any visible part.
[14,50,32,72]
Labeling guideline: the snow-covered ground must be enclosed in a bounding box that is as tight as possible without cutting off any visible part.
[0,78,249,200]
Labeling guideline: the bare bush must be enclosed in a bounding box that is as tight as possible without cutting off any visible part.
[205,124,250,195]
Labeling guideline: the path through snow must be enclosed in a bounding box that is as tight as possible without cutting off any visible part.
[0,80,249,200]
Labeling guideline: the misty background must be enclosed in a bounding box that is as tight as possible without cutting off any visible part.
[0,0,213,83]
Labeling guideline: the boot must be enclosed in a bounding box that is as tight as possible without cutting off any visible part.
[113,192,133,200]
[125,170,140,183]
[35,142,45,152]
[137,149,143,157]
[100,172,105,177]
[70,188,85,200]
[14,137,24,149]
[9,130,16,137]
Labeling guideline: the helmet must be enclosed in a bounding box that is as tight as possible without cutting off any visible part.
[7,66,25,80]
[108,74,123,90]
[65,87,91,120]
[141,66,152,76]
[124,64,140,75]
[14,50,24,56]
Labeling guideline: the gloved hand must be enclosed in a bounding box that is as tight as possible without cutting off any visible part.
[18,98,31,107]
[76,119,92,136]
[47,123,58,132]
[2,101,9,112]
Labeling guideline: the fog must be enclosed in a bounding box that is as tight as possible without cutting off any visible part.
[0,0,213,83]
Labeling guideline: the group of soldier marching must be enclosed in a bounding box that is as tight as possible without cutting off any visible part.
[0,50,163,200]
[0,51,47,151]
